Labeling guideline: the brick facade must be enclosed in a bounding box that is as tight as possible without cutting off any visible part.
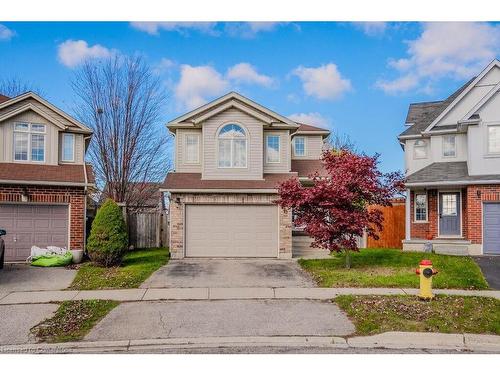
[0,184,86,251]
[409,185,500,246]
[169,193,292,259]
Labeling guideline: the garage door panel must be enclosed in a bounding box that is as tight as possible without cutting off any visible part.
[185,204,278,258]
[0,204,69,262]
[484,203,500,255]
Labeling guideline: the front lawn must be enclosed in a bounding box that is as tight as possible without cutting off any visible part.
[299,248,489,289]
[69,247,169,290]
[336,295,500,336]
[31,300,119,343]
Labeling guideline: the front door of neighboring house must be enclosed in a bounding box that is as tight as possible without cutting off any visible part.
[439,192,461,236]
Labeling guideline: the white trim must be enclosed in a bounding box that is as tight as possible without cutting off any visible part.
[442,134,457,158]
[462,80,500,122]
[13,122,46,163]
[292,130,330,136]
[437,190,463,238]
[0,103,66,130]
[216,122,248,169]
[184,133,200,164]
[193,100,273,125]
[413,191,428,223]
[168,91,298,126]
[161,188,278,193]
[292,136,306,157]
[61,133,76,162]
[0,92,93,133]
[265,134,281,164]
[424,59,500,133]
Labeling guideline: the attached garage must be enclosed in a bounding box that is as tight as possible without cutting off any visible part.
[185,204,279,258]
[483,203,500,255]
[0,204,69,262]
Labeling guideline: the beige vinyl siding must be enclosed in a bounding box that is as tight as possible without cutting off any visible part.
[175,129,203,173]
[263,130,291,173]
[202,107,263,180]
[291,135,324,160]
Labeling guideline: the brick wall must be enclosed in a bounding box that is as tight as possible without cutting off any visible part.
[466,185,500,244]
[169,193,292,259]
[0,184,86,250]
[410,189,438,240]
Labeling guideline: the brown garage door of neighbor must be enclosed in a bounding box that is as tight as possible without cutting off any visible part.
[0,204,69,262]
[185,204,279,258]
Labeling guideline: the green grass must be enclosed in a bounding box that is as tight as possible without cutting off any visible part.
[336,295,500,336]
[69,247,169,290]
[299,248,489,289]
[30,300,119,343]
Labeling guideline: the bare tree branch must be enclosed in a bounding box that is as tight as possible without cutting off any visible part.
[71,55,172,205]
[0,77,45,97]
[325,131,357,152]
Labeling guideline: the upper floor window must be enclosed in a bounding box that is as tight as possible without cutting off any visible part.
[414,192,428,222]
[185,134,200,164]
[14,122,45,162]
[442,135,456,157]
[218,124,247,168]
[293,136,306,157]
[487,125,500,154]
[413,139,428,159]
[266,135,280,163]
[62,133,75,162]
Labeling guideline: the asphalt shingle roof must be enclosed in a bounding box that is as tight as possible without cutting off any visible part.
[406,162,500,184]
[399,77,475,138]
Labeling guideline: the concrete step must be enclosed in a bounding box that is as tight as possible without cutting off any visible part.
[433,244,469,256]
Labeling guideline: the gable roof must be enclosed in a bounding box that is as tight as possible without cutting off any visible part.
[0,92,92,134]
[0,102,67,129]
[0,94,9,104]
[399,77,475,138]
[168,91,298,128]
[293,123,331,137]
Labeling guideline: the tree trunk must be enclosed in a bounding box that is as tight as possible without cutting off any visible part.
[345,249,351,269]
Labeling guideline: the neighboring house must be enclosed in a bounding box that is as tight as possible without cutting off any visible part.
[101,182,165,212]
[0,92,94,262]
[162,92,329,259]
[399,60,500,255]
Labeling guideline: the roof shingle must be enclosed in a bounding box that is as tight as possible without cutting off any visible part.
[406,162,500,184]
[0,163,94,185]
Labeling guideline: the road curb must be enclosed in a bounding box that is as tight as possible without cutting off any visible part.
[1,333,499,353]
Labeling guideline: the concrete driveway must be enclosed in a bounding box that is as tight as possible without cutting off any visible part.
[0,303,58,345]
[85,299,354,341]
[141,259,316,288]
[0,263,76,293]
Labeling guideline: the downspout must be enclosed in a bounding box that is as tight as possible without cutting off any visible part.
[82,135,92,253]
[405,188,411,240]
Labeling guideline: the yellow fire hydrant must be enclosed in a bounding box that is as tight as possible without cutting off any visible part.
[415,259,438,300]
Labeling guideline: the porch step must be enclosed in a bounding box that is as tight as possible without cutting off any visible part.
[433,244,469,256]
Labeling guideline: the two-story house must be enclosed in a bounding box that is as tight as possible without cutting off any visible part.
[400,60,500,255]
[0,92,94,262]
[162,92,329,259]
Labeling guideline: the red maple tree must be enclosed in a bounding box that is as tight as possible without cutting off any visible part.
[277,149,405,267]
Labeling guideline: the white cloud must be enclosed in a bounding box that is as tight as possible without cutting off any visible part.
[353,22,387,37]
[288,112,329,128]
[0,24,14,41]
[174,65,229,110]
[226,63,274,87]
[375,74,419,94]
[225,22,283,38]
[157,58,175,71]
[377,22,500,94]
[57,40,113,68]
[130,22,218,36]
[293,63,352,100]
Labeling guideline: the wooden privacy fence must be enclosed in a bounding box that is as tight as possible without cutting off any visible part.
[366,199,406,249]
[126,210,169,249]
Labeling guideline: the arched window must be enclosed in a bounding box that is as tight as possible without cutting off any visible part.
[218,124,247,168]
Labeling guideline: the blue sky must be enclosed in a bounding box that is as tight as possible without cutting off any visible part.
[1,21,499,173]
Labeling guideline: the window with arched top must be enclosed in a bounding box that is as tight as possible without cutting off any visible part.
[218,124,247,168]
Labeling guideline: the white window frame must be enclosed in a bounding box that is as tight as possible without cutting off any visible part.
[184,133,200,164]
[61,133,75,162]
[442,135,456,158]
[217,123,248,169]
[414,192,428,223]
[266,134,281,163]
[293,136,306,157]
[13,122,46,163]
[486,124,500,156]
[413,139,428,159]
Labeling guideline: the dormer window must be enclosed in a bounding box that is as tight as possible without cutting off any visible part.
[413,139,428,159]
[14,122,45,162]
[217,124,247,168]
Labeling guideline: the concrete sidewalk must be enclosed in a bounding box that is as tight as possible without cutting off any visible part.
[0,332,499,353]
[1,286,499,304]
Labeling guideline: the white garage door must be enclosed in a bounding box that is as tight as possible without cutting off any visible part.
[185,204,278,258]
[0,204,69,262]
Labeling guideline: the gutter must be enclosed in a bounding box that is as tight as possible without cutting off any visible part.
[159,188,278,193]
[405,179,500,187]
